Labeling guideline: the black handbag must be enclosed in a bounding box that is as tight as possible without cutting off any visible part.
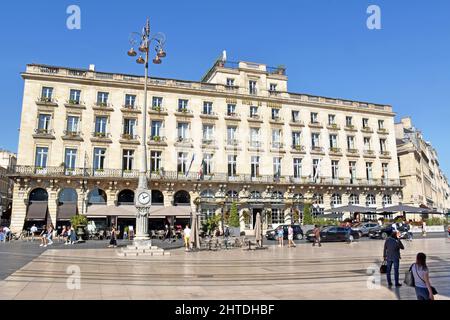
[380,261,387,274]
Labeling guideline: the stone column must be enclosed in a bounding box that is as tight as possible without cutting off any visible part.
[47,189,58,227]
[10,185,27,233]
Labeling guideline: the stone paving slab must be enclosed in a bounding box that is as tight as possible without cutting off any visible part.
[1,238,449,300]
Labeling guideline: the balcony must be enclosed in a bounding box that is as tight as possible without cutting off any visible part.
[64,100,86,109]
[93,102,114,112]
[175,109,194,118]
[247,114,263,123]
[62,130,83,141]
[201,139,217,149]
[377,128,389,135]
[33,128,55,140]
[36,97,58,107]
[290,119,305,127]
[148,136,168,147]
[225,139,241,150]
[309,121,323,129]
[327,123,341,131]
[363,149,376,158]
[224,113,241,121]
[91,132,112,143]
[248,141,263,151]
[148,106,168,116]
[344,125,357,132]
[329,147,343,156]
[311,146,325,155]
[361,127,374,134]
[269,116,283,125]
[271,142,285,151]
[225,85,239,93]
[268,90,280,97]
[346,148,360,157]
[174,137,193,147]
[199,112,219,120]
[120,133,139,145]
[379,150,391,159]
[8,165,403,188]
[121,105,141,114]
[291,145,306,154]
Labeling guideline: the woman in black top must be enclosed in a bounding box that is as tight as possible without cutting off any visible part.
[108,225,118,248]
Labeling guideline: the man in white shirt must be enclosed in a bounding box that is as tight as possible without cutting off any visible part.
[183,225,191,252]
[3,226,11,241]
[30,225,38,241]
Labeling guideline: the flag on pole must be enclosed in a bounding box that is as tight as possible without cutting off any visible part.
[198,158,205,180]
[186,154,195,177]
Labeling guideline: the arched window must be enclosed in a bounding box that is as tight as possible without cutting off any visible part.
[272,191,284,199]
[174,190,190,205]
[87,188,107,205]
[366,194,376,207]
[382,194,392,206]
[331,193,342,206]
[226,190,239,200]
[58,188,77,204]
[200,189,215,199]
[349,194,360,205]
[152,190,164,205]
[118,190,134,205]
[29,188,48,202]
[250,191,261,199]
[313,193,324,205]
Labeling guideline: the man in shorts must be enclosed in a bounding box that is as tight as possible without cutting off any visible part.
[183,225,191,252]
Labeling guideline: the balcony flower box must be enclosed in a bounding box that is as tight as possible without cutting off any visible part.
[347,148,358,154]
[330,147,341,153]
[96,102,108,108]
[35,129,49,135]
[94,132,107,138]
[152,106,162,112]
[122,134,133,140]
[39,97,52,103]
[345,125,356,131]
[68,99,80,105]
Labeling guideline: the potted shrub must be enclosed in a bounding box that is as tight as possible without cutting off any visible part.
[228,202,240,235]
[70,215,88,241]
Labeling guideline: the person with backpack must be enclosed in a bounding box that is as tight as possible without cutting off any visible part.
[411,252,435,300]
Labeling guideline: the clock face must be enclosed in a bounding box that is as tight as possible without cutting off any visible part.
[138,192,151,205]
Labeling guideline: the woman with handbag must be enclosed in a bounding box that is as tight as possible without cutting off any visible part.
[412,252,435,300]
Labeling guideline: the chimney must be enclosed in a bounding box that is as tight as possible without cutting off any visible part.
[401,117,412,129]
[89,64,96,72]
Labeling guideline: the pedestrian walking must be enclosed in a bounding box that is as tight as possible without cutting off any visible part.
[108,225,118,248]
[40,225,48,247]
[69,225,77,244]
[129,225,134,240]
[411,253,435,300]
[183,225,191,252]
[421,220,427,237]
[312,225,322,247]
[30,224,38,241]
[383,230,405,288]
[406,220,413,241]
[277,227,284,247]
[288,225,296,248]
[46,224,54,246]
[2,226,11,242]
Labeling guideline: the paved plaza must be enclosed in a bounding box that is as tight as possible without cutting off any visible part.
[0,237,449,300]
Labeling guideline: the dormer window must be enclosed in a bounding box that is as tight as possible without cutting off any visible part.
[269,83,277,92]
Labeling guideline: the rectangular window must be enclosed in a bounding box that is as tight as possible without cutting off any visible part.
[347,136,355,150]
[66,116,79,134]
[93,148,106,170]
[203,154,213,175]
[366,162,373,181]
[125,94,136,108]
[331,160,339,180]
[226,78,235,87]
[227,126,237,144]
[362,118,369,128]
[152,97,163,108]
[35,147,49,168]
[249,81,257,95]
[311,112,319,123]
[150,151,162,172]
[364,137,371,150]
[38,114,51,132]
[312,159,320,180]
[346,116,353,127]
[292,131,301,147]
[95,116,108,135]
[329,134,338,149]
[273,157,282,178]
[349,161,357,184]
[122,149,134,171]
[292,110,300,122]
[293,158,302,178]
[271,108,280,120]
[227,104,236,116]
[228,155,237,177]
[269,83,277,92]
[378,120,385,130]
[123,118,136,136]
[380,139,387,152]
[41,87,53,100]
[151,121,162,138]
[311,133,320,148]
[328,114,336,125]
[250,106,259,117]
[382,163,389,182]
[203,125,214,141]
[250,128,260,147]
[272,129,282,148]
[69,89,81,104]
[97,92,109,105]
[177,123,189,140]
[251,156,260,178]
[203,102,213,115]
[64,148,77,170]
[271,208,283,224]
[178,99,189,112]
[177,152,188,174]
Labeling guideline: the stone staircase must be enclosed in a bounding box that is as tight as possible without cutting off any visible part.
[118,244,171,257]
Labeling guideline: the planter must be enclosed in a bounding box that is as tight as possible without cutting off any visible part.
[76,225,86,240]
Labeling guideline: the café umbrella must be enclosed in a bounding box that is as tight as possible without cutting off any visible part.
[325,205,376,213]
[190,211,200,250]
[254,212,263,247]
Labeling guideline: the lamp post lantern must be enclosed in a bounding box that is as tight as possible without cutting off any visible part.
[127,18,166,243]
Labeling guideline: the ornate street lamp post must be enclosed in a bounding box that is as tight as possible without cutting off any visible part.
[127,19,166,243]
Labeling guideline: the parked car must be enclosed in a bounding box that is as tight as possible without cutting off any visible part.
[305,226,360,243]
[265,224,304,240]
[352,222,379,237]
[368,223,409,240]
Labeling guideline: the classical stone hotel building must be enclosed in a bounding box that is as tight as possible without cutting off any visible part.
[9,60,403,233]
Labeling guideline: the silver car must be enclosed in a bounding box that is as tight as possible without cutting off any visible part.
[352,222,379,237]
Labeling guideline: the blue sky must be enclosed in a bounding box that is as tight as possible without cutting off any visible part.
[0,0,449,176]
